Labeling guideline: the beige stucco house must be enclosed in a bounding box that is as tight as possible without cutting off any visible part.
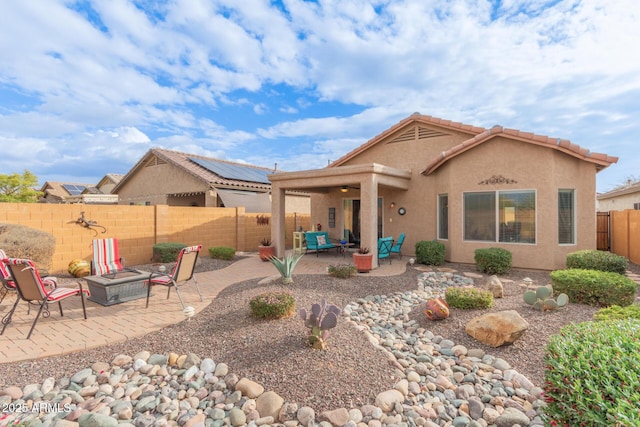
[269,113,617,270]
[597,180,640,212]
[114,148,310,213]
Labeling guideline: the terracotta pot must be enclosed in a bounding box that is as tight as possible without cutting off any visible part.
[352,253,373,273]
[258,245,276,261]
[423,297,450,320]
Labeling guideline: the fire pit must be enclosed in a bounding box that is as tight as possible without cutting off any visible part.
[84,269,151,306]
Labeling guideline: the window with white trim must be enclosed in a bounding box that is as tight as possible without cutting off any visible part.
[438,194,448,239]
[464,190,536,244]
[558,189,575,244]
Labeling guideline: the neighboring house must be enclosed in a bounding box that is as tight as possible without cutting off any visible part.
[597,180,640,212]
[39,175,122,204]
[113,147,310,213]
[269,113,617,270]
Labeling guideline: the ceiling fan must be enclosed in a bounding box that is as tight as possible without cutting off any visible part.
[340,185,360,193]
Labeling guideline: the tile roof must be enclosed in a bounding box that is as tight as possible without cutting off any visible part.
[114,148,276,193]
[422,125,618,175]
[597,180,640,199]
[39,181,94,201]
[330,113,485,167]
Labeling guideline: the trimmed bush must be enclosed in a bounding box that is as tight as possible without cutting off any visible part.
[544,319,640,426]
[474,247,512,274]
[327,264,357,278]
[566,249,628,274]
[550,269,638,307]
[249,291,296,319]
[152,242,187,263]
[0,223,55,270]
[208,246,235,260]
[415,240,445,265]
[594,303,640,322]
[445,287,494,309]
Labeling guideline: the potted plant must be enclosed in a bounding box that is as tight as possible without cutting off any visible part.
[352,247,373,273]
[258,238,275,261]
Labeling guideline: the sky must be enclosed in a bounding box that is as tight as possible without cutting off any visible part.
[0,1,638,194]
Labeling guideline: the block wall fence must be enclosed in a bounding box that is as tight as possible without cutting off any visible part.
[0,203,310,273]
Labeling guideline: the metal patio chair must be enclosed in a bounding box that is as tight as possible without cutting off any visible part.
[91,238,125,275]
[378,237,393,266]
[145,245,204,309]
[390,232,406,259]
[1,250,57,305]
[1,258,89,339]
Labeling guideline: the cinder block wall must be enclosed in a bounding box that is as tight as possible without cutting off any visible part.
[0,203,310,273]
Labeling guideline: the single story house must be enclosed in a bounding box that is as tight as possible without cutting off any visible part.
[269,113,617,270]
[113,148,310,213]
[597,180,640,212]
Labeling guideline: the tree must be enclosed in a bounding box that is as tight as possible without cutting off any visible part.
[0,170,42,203]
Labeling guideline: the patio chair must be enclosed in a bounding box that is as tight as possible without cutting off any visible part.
[378,237,393,266]
[92,238,125,275]
[390,232,405,259]
[1,258,89,339]
[1,250,57,304]
[145,245,204,309]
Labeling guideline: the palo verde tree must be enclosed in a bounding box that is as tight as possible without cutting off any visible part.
[0,170,42,203]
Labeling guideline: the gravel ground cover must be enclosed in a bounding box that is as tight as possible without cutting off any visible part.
[1,258,639,414]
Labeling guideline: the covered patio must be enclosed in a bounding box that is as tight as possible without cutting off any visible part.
[269,163,411,265]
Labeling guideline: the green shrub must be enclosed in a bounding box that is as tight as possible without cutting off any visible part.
[208,246,235,260]
[0,223,56,270]
[415,240,445,265]
[474,247,512,274]
[152,242,187,263]
[594,303,640,321]
[445,287,494,309]
[249,291,296,319]
[544,319,640,426]
[566,249,629,274]
[327,264,357,278]
[550,269,638,307]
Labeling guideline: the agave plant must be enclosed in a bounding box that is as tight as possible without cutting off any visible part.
[299,299,342,349]
[268,252,304,284]
[523,285,569,311]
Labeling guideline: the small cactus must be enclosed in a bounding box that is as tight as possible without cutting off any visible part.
[299,299,342,349]
[524,285,569,311]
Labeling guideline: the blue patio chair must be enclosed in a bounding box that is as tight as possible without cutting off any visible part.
[390,232,405,259]
[378,237,393,266]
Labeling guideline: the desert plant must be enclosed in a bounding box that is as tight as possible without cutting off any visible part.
[269,253,303,284]
[152,242,187,263]
[593,303,640,322]
[566,249,628,274]
[0,223,55,270]
[415,240,445,265]
[550,268,638,307]
[208,246,235,260]
[523,286,569,311]
[327,263,357,278]
[249,291,296,319]
[259,237,272,246]
[474,247,512,274]
[357,246,370,254]
[445,287,494,309]
[544,319,640,426]
[299,299,342,349]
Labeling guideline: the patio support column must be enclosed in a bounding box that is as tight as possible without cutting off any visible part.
[360,174,379,264]
[271,185,286,257]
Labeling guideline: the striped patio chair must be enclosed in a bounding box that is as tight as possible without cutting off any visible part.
[1,249,57,304]
[145,245,203,309]
[1,258,89,339]
[91,238,125,275]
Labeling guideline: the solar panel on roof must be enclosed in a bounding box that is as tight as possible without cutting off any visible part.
[62,184,87,195]
[189,157,272,184]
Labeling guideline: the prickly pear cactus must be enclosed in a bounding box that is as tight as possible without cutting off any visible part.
[524,285,569,311]
[299,300,342,349]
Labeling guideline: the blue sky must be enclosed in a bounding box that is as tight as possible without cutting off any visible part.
[1,0,638,193]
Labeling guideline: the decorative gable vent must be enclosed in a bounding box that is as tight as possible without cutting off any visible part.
[389,126,449,144]
[144,156,167,167]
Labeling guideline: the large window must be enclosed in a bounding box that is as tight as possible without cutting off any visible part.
[464,190,536,244]
[558,189,575,244]
[438,194,448,240]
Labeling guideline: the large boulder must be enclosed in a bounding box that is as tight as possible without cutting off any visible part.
[465,310,529,347]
